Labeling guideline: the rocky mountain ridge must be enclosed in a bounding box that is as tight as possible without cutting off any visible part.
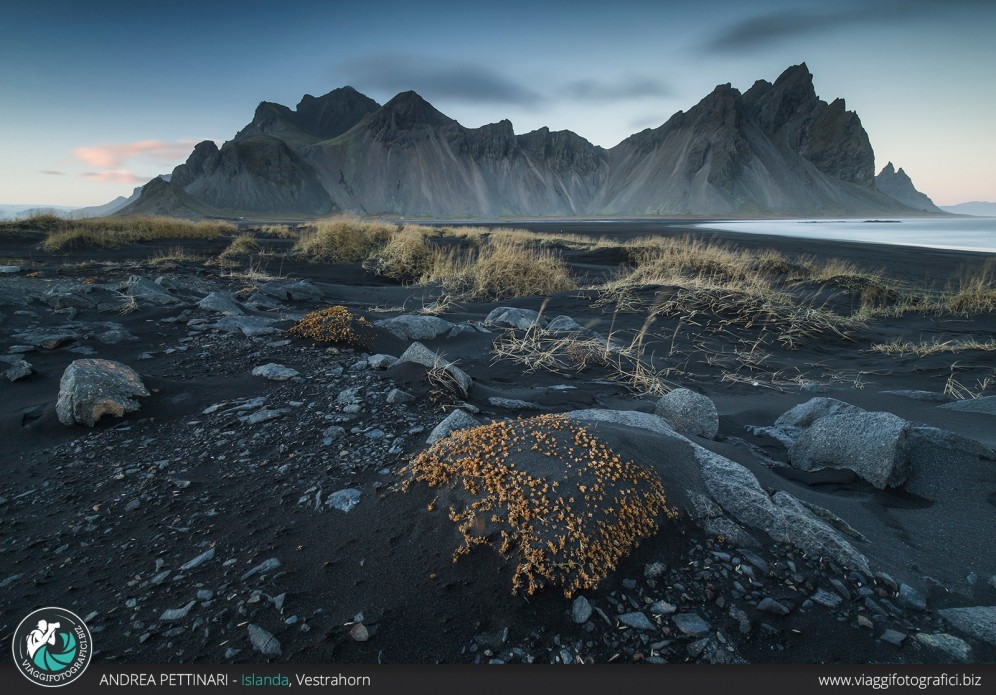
[120,64,937,219]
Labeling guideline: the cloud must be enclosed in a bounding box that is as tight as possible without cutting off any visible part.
[562,76,670,102]
[338,54,542,106]
[82,170,145,184]
[702,1,996,53]
[40,170,65,176]
[73,139,197,169]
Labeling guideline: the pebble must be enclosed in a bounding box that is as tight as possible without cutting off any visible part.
[757,598,790,616]
[571,596,592,624]
[618,612,655,631]
[160,601,196,622]
[247,624,281,657]
[898,583,927,611]
[350,623,370,642]
[181,548,214,572]
[328,488,362,512]
[241,557,282,580]
[879,629,907,646]
[673,613,711,638]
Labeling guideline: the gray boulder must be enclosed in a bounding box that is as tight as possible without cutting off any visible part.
[251,363,299,381]
[565,409,675,437]
[483,306,546,330]
[913,633,973,663]
[939,396,996,415]
[375,315,456,341]
[426,409,480,445]
[398,341,472,398]
[367,353,399,370]
[772,492,870,574]
[654,388,719,439]
[197,292,244,315]
[788,411,912,489]
[761,397,865,446]
[258,280,322,302]
[56,358,149,426]
[212,315,281,337]
[937,606,996,646]
[5,359,33,382]
[126,275,182,305]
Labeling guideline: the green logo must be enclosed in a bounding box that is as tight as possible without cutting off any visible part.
[13,607,92,687]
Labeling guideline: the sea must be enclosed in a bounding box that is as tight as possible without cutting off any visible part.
[694,217,996,254]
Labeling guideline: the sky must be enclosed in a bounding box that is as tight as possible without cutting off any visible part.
[2,0,994,208]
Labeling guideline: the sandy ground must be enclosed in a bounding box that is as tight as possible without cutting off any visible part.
[0,221,993,665]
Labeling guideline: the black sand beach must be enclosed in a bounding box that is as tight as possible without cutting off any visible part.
[1,220,993,666]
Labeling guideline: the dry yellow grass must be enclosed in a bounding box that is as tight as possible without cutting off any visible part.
[217,234,260,263]
[369,224,435,281]
[25,216,234,252]
[424,236,576,301]
[293,216,396,262]
[870,337,996,357]
[400,414,676,597]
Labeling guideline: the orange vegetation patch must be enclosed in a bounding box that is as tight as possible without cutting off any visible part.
[400,414,676,597]
[287,306,374,350]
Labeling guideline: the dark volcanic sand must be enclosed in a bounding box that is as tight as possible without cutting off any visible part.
[0,222,993,666]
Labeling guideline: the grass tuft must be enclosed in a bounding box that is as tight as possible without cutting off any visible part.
[293,216,395,262]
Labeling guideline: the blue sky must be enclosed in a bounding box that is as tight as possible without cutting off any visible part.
[2,0,994,207]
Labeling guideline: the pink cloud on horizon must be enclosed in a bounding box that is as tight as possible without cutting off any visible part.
[73,139,198,168]
[82,170,146,184]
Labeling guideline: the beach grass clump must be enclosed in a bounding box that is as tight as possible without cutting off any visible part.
[287,306,374,350]
[943,271,996,315]
[293,216,396,262]
[424,236,576,301]
[217,233,260,264]
[35,216,234,252]
[870,337,996,357]
[400,414,676,597]
[368,224,436,281]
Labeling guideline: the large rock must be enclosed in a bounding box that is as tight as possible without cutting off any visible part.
[937,606,996,647]
[212,315,281,337]
[426,409,480,445]
[654,388,719,439]
[197,292,244,315]
[397,341,472,398]
[939,396,996,415]
[483,307,547,330]
[375,315,456,341]
[126,276,182,305]
[257,280,323,302]
[788,411,912,489]
[762,397,865,446]
[56,359,150,426]
[565,409,675,437]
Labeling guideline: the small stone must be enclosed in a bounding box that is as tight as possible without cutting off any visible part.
[757,598,790,616]
[571,596,592,624]
[673,613,711,638]
[124,499,141,512]
[247,624,281,657]
[386,388,415,404]
[367,354,399,370]
[196,589,214,601]
[810,589,843,608]
[241,557,282,580]
[856,615,874,630]
[5,359,33,381]
[224,647,242,660]
[898,583,927,611]
[160,601,196,622]
[245,408,286,425]
[644,562,667,580]
[880,629,907,646]
[649,601,677,616]
[179,547,215,571]
[350,623,369,642]
[252,363,299,381]
[328,488,362,512]
[618,612,656,631]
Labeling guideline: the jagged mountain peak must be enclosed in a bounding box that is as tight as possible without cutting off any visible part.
[875,162,942,213]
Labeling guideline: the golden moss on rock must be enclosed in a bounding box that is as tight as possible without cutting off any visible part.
[288,306,373,350]
[400,414,676,597]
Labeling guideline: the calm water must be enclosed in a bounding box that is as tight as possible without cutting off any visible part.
[695,217,996,253]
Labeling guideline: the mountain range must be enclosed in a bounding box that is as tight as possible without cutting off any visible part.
[118,64,943,220]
